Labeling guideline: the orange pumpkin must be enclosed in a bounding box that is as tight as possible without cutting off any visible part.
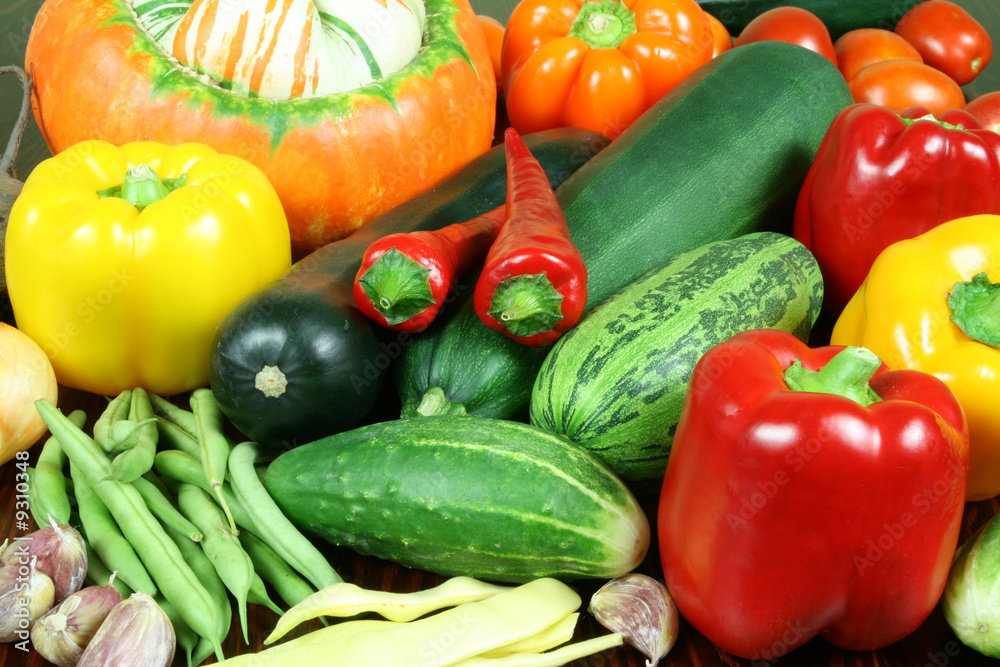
[25,0,497,257]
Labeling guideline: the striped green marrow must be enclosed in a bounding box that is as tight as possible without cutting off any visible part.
[396,41,852,419]
[698,0,921,40]
[263,415,650,583]
[530,232,824,495]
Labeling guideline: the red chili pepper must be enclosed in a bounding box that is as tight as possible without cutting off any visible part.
[353,206,506,333]
[473,127,588,347]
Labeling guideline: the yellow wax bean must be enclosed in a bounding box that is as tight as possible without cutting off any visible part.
[454,633,624,667]
[479,613,579,658]
[221,578,581,667]
[266,575,512,644]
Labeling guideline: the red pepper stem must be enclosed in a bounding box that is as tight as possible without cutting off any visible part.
[948,272,1000,348]
[783,346,883,406]
[568,0,637,49]
[488,273,564,338]
[357,247,435,326]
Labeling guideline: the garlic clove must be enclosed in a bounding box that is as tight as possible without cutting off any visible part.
[588,573,679,667]
[0,557,56,642]
[1,524,88,603]
[31,575,124,666]
[77,592,175,667]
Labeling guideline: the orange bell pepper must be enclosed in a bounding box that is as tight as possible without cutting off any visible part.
[500,0,714,139]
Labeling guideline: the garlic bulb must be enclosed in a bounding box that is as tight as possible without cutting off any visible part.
[77,592,175,667]
[1,524,88,603]
[588,573,679,667]
[0,557,56,642]
[31,577,123,666]
[0,322,58,466]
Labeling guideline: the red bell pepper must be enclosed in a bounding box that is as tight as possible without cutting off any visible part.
[474,128,587,347]
[353,206,506,333]
[658,328,969,661]
[793,102,1000,315]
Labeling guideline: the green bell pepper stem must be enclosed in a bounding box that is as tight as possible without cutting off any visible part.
[784,346,883,407]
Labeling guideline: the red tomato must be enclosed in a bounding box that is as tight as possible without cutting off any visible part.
[705,11,733,58]
[735,6,837,67]
[894,0,992,85]
[477,15,506,92]
[833,28,923,82]
[965,91,1000,133]
[849,58,966,115]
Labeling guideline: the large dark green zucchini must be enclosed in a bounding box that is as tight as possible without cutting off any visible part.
[396,41,853,419]
[209,128,610,448]
[263,415,650,583]
[699,0,921,40]
[529,232,823,495]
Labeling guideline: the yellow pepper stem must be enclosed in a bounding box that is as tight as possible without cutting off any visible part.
[949,272,1000,348]
[98,165,187,211]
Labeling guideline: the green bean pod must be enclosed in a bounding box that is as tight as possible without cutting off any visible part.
[189,636,217,667]
[83,544,134,598]
[228,441,342,591]
[157,594,201,665]
[37,398,225,662]
[149,392,199,437]
[31,409,87,527]
[109,388,158,483]
[93,389,132,453]
[131,476,202,542]
[248,572,284,616]
[72,462,159,597]
[177,482,254,643]
[163,523,232,648]
[155,415,202,458]
[240,530,316,609]
[190,388,238,534]
[154,449,260,534]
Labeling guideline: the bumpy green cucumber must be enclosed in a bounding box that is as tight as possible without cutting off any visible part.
[529,232,823,494]
[263,415,650,583]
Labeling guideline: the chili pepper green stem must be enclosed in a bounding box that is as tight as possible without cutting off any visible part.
[949,272,1000,348]
[488,273,564,338]
[784,346,883,406]
[358,247,436,325]
[568,0,637,49]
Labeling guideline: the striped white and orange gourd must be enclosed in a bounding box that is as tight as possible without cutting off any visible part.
[137,0,426,99]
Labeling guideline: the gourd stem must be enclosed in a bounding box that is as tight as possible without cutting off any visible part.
[784,346,883,407]
[949,272,1000,348]
[0,66,32,177]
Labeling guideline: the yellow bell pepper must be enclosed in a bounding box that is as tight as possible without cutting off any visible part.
[4,140,291,396]
[832,214,1000,501]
